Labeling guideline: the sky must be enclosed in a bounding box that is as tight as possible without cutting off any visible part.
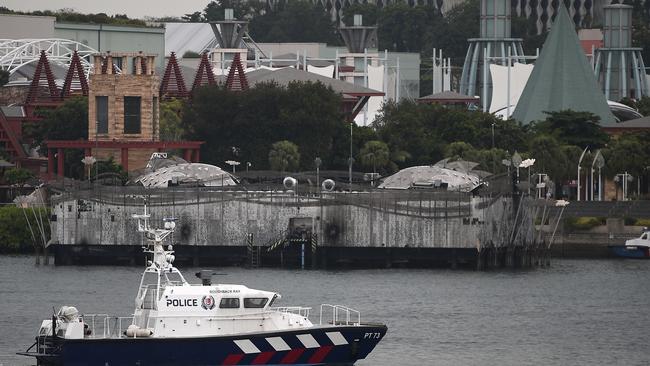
[1,0,213,19]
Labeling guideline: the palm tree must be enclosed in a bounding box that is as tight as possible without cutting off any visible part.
[268,140,300,174]
[359,140,390,185]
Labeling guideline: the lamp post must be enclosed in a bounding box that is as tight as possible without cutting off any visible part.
[591,151,604,201]
[315,157,321,196]
[246,162,251,173]
[519,158,535,195]
[225,160,240,173]
[81,156,97,182]
[577,146,589,201]
[511,151,522,184]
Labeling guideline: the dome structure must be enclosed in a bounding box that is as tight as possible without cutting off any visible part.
[378,161,482,191]
[134,160,237,188]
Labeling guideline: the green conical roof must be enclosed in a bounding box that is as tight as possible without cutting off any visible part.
[512,5,615,125]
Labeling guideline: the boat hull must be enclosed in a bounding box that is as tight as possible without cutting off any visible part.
[608,245,650,259]
[27,324,387,366]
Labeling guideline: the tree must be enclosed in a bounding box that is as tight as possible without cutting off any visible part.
[269,140,300,172]
[3,167,34,185]
[533,110,609,149]
[0,69,8,86]
[528,134,567,184]
[359,140,390,175]
[185,81,344,170]
[249,1,340,45]
[26,96,88,179]
[604,133,650,182]
[159,98,186,141]
[444,141,477,160]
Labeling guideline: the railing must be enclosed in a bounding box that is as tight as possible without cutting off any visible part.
[272,306,311,318]
[319,304,360,326]
[81,314,134,339]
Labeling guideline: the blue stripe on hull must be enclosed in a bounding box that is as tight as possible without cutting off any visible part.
[608,245,650,259]
[43,325,386,366]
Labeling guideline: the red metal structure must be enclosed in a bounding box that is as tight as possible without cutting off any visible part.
[192,52,217,92]
[25,51,60,104]
[44,140,204,179]
[225,53,249,91]
[159,52,188,99]
[60,51,89,97]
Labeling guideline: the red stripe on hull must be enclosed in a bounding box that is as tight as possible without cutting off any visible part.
[223,354,244,365]
[280,348,305,364]
[252,351,275,364]
[308,346,333,364]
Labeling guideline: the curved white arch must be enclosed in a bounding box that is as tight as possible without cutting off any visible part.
[0,39,98,77]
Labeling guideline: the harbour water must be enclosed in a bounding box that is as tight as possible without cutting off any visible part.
[1,256,649,366]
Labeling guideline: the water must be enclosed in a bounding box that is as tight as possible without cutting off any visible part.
[1,256,649,366]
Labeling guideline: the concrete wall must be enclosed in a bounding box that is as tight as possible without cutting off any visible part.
[51,190,483,250]
[0,14,55,38]
[54,23,165,68]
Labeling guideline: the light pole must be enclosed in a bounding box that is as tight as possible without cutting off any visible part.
[81,156,97,182]
[315,157,321,196]
[246,162,251,173]
[577,146,589,201]
[511,151,522,184]
[519,158,535,195]
[225,160,240,173]
[591,150,604,201]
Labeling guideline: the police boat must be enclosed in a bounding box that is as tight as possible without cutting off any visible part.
[18,203,387,365]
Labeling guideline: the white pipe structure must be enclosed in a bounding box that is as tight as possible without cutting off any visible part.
[590,150,602,201]
[0,38,97,77]
[577,147,589,201]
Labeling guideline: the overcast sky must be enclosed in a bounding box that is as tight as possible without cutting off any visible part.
[2,0,213,19]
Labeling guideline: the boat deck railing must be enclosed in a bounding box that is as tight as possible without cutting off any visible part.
[272,306,311,318]
[82,314,134,339]
[319,304,360,326]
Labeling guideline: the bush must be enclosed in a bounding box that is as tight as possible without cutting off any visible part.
[564,216,605,231]
[0,206,49,253]
[633,218,650,227]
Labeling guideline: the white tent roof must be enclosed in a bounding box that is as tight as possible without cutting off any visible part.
[164,22,217,57]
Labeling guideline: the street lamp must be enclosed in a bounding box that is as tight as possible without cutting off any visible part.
[225,160,240,173]
[577,146,589,201]
[614,172,634,201]
[591,151,605,201]
[81,156,97,182]
[246,162,251,173]
[511,151,522,183]
[519,158,535,195]
[314,157,321,195]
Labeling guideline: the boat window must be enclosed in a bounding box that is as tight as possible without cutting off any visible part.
[268,294,278,307]
[642,233,648,240]
[219,298,240,309]
[164,271,184,285]
[244,298,268,308]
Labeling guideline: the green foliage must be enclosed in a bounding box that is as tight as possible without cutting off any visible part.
[532,110,609,149]
[0,69,8,86]
[0,7,150,27]
[26,97,89,179]
[374,100,528,170]
[603,132,650,179]
[185,81,344,170]
[159,98,186,141]
[0,206,49,253]
[564,216,605,231]
[182,51,201,58]
[269,140,300,172]
[444,141,476,160]
[359,140,390,173]
[249,1,340,45]
[633,218,650,226]
[619,96,650,117]
[3,168,34,185]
